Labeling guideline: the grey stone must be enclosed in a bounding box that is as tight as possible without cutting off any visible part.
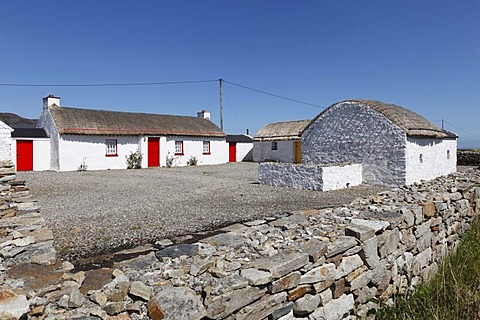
[350,270,373,291]
[206,286,266,319]
[129,281,152,301]
[103,301,125,316]
[201,233,245,249]
[318,288,333,306]
[293,293,320,316]
[151,286,206,320]
[359,236,379,268]
[155,239,174,247]
[271,301,294,320]
[252,252,309,279]
[378,228,400,258]
[302,238,328,262]
[326,236,358,258]
[309,294,354,320]
[0,289,29,320]
[335,254,363,279]
[211,274,248,295]
[345,224,375,241]
[68,288,84,308]
[240,268,272,286]
[156,243,199,258]
[349,218,389,233]
[89,292,107,307]
[270,271,301,293]
[234,292,288,320]
[190,258,214,276]
[300,263,336,284]
[415,221,432,238]
[114,252,158,270]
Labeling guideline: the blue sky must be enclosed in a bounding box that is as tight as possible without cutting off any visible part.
[1,1,479,147]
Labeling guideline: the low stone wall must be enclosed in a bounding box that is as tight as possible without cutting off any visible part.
[1,160,479,319]
[457,150,480,166]
[258,162,363,191]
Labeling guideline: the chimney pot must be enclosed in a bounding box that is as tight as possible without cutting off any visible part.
[43,95,60,109]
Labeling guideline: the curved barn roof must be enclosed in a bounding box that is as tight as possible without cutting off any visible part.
[48,106,225,137]
[308,100,455,139]
[254,119,311,141]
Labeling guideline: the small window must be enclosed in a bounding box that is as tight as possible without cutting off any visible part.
[447,150,450,160]
[271,141,278,150]
[419,154,423,163]
[175,141,184,155]
[203,141,210,154]
[105,139,117,156]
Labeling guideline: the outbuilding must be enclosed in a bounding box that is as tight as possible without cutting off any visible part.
[253,120,309,163]
[38,95,227,171]
[226,134,253,162]
[301,99,457,186]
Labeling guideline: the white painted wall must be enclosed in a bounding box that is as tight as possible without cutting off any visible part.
[405,137,457,185]
[0,121,13,161]
[258,162,362,191]
[57,135,141,171]
[235,142,253,162]
[163,136,228,167]
[10,138,51,171]
[253,140,296,163]
[38,107,60,170]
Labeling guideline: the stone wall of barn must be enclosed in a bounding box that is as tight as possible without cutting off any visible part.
[2,159,480,319]
[253,140,296,163]
[258,162,362,191]
[405,137,457,185]
[457,150,480,165]
[301,102,407,186]
[0,121,12,162]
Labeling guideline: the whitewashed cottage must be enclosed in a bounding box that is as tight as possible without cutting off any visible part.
[0,120,13,162]
[259,99,457,190]
[253,120,310,163]
[226,134,253,162]
[38,95,227,171]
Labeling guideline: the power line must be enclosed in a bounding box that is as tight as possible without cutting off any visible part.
[444,120,480,139]
[0,79,218,87]
[222,80,325,109]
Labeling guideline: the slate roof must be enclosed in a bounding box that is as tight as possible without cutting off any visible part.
[11,128,49,138]
[226,134,253,143]
[253,120,311,141]
[47,106,225,137]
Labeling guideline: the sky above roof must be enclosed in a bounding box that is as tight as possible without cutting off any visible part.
[1,1,479,148]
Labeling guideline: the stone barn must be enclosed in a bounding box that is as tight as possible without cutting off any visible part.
[301,100,457,186]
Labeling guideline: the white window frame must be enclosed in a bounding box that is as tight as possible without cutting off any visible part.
[105,139,118,156]
[203,141,210,154]
[175,140,184,155]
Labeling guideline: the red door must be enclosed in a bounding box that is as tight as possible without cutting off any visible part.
[17,140,33,171]
[148,137,160,167]
[229,142,236,162]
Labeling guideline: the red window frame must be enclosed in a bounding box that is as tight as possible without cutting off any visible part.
[175,140,184,155]
[203,141,211,155]
[105,139,118,157]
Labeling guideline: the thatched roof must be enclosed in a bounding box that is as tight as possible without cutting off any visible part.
[254,120,311,141]
[48,106,225,137]
[311,100,455,139]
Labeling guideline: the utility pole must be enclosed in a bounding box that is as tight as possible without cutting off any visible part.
[442,119,444,130]
[219,78,224,131]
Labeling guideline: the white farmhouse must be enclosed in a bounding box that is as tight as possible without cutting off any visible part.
[38,95,227,171]
[259,99,457,190]
[253,120,310,163]
[0,120,13,162]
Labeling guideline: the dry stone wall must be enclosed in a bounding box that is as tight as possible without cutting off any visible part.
[457,150,480,166]
[1,160,479,319]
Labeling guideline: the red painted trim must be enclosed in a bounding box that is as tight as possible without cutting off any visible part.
[175,141,184,155]
[105,139,118,157]
[62,127,225,137]
[105,154,118,157]
[203,141,211,155]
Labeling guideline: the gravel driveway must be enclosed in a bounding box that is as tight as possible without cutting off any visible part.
[19,163,386,260]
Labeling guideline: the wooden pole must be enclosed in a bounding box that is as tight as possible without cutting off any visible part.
[219,78,224,131]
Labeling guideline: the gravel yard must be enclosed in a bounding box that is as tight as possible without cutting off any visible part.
[19,162,386,260]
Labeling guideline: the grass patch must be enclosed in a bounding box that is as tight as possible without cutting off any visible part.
[377,218,480,319]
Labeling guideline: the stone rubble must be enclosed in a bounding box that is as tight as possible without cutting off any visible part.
[1,159,480,319]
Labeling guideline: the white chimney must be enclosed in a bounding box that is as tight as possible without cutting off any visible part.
[197,109,211,120]
[43,94,60,109]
